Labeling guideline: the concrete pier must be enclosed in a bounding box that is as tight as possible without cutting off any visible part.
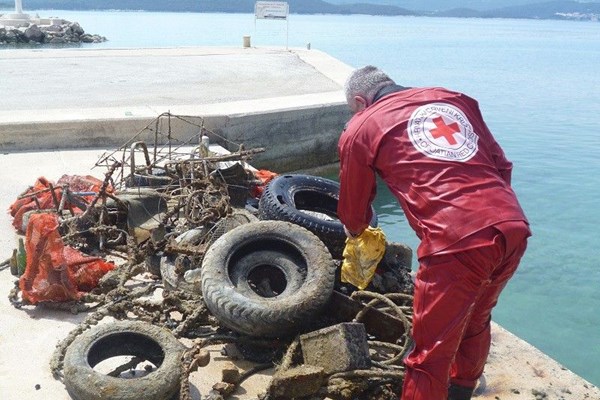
[0,47,599,399]
[0,47,352,172]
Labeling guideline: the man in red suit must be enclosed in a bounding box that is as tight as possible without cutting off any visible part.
[337,65,531,400]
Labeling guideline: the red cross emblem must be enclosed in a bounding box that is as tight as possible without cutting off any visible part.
[430,116,460,145]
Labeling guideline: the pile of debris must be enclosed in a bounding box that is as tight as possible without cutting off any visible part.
[4,112,414,400]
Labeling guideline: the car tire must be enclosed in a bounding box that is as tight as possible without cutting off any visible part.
[257,174,377,259]
[201,220,336,337]
[63,320,185,400]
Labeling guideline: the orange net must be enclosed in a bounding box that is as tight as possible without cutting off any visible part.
[57,174,109,195]
[18,213,115,304]
[8,175,108,234]
[9,177,56,234]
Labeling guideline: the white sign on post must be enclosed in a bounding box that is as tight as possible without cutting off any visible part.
[255,1,289,20]
[254,1,290,49]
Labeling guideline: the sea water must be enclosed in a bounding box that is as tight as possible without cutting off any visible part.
[2,9,600,386]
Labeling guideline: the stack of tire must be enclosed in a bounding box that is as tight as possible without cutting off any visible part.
[201,174,377,338]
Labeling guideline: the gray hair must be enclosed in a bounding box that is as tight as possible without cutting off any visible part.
[344,65,396,104]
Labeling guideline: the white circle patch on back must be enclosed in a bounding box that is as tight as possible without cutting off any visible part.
[408,103,479,162]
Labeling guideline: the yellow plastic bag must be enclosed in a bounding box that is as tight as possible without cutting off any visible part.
[341,227,386,290]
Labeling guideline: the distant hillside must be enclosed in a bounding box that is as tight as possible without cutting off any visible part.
[481,0,600,18]
[326,0,527,11]
[0,0,414,15]
[431,1,600,18]
[436,7,485,17]
[327,0,600,11]
[1,0,599,20]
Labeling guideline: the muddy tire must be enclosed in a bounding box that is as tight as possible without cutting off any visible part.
[63,321,185,400]
[201,220,336,337]
[258,174,377,259]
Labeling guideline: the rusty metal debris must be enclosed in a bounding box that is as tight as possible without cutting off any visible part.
[6,112,414,400]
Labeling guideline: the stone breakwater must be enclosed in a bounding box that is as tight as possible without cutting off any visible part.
[0,21,106,45]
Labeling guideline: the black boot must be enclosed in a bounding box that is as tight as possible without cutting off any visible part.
[448,384,474,400]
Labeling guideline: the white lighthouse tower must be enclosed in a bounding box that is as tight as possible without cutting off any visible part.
[0,0,32,27]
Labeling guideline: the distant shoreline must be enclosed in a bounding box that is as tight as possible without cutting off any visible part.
[1,0,599,22]
[1,9,599,23]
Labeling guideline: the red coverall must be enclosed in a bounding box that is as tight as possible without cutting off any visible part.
[338,87,531,399]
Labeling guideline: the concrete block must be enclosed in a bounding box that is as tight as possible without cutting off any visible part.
[220,361,240,384]
[300,322,371,374]
[268,365,325,399]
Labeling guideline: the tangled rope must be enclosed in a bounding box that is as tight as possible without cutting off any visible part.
[351,291,413,367]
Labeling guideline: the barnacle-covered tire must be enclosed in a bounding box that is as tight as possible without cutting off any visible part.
[201,220,336,337]
[63,321,185,400]
[258,174,378,259]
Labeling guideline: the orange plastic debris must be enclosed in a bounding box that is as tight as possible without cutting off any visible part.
[57,174,109,195]
[251,169,278,198]
[18,213,115,304]
[9,177,56,234]
[8,175,108,234]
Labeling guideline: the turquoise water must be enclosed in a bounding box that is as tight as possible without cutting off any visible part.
[3,10,600,386]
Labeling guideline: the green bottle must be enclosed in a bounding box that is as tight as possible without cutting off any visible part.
[16,238,26,277]
[9,249,18,276]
